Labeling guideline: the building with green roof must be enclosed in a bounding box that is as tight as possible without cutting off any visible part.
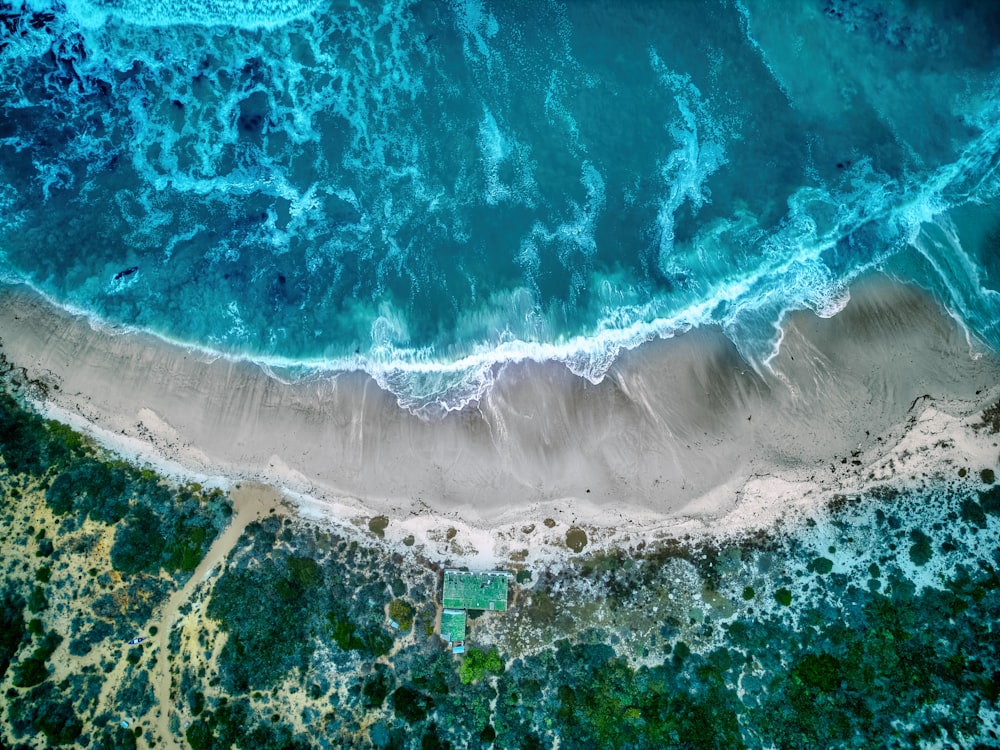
[441,609,467,653]
[439,570,509,654]
[442,570,508,611]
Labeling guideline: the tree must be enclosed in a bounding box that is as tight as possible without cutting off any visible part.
[459,648,504,684]
[0,590,26,680]
[111,506,165,574]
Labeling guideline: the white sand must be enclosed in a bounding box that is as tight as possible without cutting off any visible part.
[1,274,998,561]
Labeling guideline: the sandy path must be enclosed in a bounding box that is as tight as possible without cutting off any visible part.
[146,484,284,749]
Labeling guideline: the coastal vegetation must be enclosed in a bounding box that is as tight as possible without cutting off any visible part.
[0,387,232,746]
[1,384,999,747]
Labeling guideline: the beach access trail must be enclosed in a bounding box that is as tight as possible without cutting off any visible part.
[147,484,284,749]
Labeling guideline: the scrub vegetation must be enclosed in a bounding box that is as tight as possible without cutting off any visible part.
[0,384,231,747]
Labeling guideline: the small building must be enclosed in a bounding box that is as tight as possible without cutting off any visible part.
[442,570,509,611]
[441,609,467,654]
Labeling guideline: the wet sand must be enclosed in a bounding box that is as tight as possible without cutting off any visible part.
[0,273,997,536]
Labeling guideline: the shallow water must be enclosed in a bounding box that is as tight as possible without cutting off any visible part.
[1,0,999,413]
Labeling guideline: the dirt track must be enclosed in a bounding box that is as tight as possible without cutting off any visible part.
[146,484,284,749]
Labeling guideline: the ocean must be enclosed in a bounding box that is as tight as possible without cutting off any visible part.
[1,0,999,415]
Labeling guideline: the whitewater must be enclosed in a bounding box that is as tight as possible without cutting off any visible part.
[1,0,999,416]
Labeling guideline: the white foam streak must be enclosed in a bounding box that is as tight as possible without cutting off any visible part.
[64,0,321,29]
[450,0,500,65]
[649,50,730,278]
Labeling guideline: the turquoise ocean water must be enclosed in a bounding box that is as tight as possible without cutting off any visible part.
[1,0,999,415]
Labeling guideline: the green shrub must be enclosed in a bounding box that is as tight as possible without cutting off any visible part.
[459,648,504,684]
[14,631,62,687]
[0,393,73,476]
[792,653,842,692]
[363,665,395,709]
[277,555,322,599]
[0,591,27,680]
[392,685,431,724]
[163,521,208,573]
[185,719,213,750]
[28,585,47,613]
[44,420,89,457]
[188,689,206,716]
[547,651,743,749]
[388,599,414,631]
[810,557,834,575]
[111,507,164,574]
[12,656,49,687]
[909,530,933,566]
[45,458,130,522]
[10,683,82,745]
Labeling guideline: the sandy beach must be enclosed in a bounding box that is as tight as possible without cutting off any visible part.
[1,273,998,550]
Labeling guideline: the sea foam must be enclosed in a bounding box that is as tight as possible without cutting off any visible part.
[63,0,320,29]
[1,0,999,416]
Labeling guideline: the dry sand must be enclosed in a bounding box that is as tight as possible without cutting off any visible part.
[0,273,998,548]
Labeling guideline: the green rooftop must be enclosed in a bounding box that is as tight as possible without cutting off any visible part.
[441,609,467,644]
[442,570,509,611]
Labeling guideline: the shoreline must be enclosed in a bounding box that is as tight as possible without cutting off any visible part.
[1,273,998,563]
